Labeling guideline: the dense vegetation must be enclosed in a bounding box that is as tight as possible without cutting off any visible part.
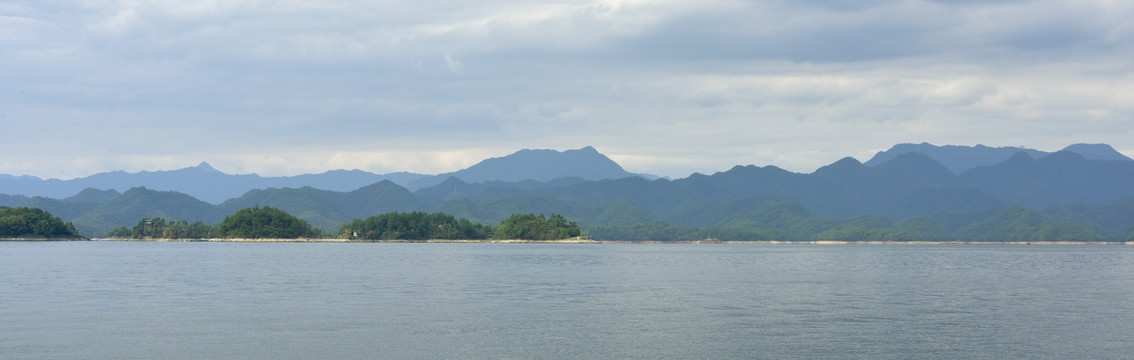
[217,206,323,239]
[0,207,78,237]
[953,205,1104,242]
[580,203,1112,243]
[342,212,492,240]
[108,218,218,239]
[108,211,580,241]
[494,213,582,240]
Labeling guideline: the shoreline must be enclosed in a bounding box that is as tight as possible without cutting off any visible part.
[599,240,1134,245]
[90,237,602,244]
[1,236,88,241]
[71,238,1134,245]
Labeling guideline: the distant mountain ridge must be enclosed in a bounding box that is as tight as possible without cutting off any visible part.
[0,146,647,203]
[405,146,644,190]
[864,143,1132,174]
[0,162,421,204]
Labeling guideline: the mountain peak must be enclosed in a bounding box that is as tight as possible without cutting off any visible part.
[874,152,954,180]
[812,157,865,177]
[194,162,221,173]
[865,143,1047,174]
[575,146,599,154]
[63,188,122,204]
[1060,144,1133,162]
[998,151,1038,168]
[405,146,637,190]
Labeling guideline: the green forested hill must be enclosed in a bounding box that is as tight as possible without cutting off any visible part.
[1,194,28,207]
[218,206,322,239]
[69,187,227,236]
[218,181,429,230]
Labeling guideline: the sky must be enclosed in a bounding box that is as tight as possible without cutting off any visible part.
[2,0,1133,180]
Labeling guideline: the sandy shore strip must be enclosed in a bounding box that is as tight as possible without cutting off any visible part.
[92,237,601,243]
[80,238,1134,244]
[2,236,88,241]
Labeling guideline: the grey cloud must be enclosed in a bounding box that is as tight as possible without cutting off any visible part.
[591,1,1132,63]
[1,0,1132,179]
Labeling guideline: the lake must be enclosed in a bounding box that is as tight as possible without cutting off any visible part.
[2,242,1133,359]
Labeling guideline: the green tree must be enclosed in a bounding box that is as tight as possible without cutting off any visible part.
[218,206,321,239]
[494,213,582,240]
[108,217,219,239]
[0,207,78,237]
[342,212,491,240]
[107,226,133,238]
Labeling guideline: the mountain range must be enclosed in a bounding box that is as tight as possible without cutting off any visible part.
[2,144,1133,242]
[0,146,647,203]
[863,142,1132,173]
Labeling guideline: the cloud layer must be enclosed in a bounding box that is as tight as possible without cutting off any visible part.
[2,0,1132,179]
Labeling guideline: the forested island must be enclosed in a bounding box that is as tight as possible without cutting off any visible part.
[0,207,82,240]
[108,206,322,239]
[104,206,585,242]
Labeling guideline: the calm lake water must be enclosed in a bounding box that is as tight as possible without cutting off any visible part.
[2,242,1133,359]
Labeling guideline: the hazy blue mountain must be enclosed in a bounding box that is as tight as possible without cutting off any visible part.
[872,152,956,187]
[888,188,1004,220]
[590,199,665,226]
[960,151,1134,208]
[536,153,964,223]
[406,146,643,190]
[0,193,28,207]
[415,176,592,205]
[0,146,642,202]
[510,148,1132,225]
[335,181,431,219]
[864,143,1047,174]
[1061,144,1133,162]
[272,170,428,194]
[0,162,426,204]
[64,188,121,203]
[0,176,72,202]
[20,197,101,221]
[865,143,1132,174]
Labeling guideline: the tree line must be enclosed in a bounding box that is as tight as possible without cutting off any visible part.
[108,218,218,239]
[492,213,582,240]
[340,212,492,240]
[0,207,78,237]
[341,212,582,240]
[105,206,582,240]
[109,206,323,239]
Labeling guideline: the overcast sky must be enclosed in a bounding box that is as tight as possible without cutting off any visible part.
[2,0,1132,179]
